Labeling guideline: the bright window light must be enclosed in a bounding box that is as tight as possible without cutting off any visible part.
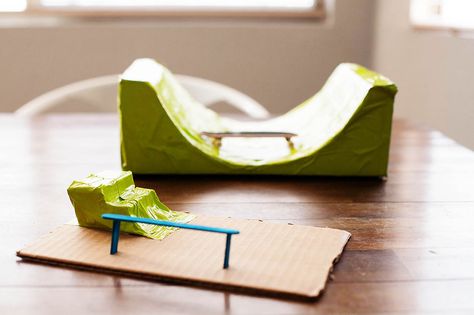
[39,0,317,11]
[1,0,320,16]
[0,0,27,12]
[411,0,474,30]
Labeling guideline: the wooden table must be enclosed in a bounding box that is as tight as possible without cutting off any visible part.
[1,114,474,314]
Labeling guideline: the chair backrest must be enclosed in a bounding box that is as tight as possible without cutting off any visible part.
[15,74,269,119]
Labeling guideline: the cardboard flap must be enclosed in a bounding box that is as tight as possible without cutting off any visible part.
[17,216,350,300]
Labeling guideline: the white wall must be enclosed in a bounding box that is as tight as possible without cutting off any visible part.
[372,0,474,149]
[0,0,374,113]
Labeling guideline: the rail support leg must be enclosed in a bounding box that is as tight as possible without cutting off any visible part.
[110,220,121,255]
[223,233,232,269]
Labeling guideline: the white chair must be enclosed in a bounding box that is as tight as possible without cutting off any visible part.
[15,74,270,119]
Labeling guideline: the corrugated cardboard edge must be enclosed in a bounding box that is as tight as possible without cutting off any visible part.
[16,221,351,302]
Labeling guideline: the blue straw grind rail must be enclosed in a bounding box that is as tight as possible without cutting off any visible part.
[101,214,240,269]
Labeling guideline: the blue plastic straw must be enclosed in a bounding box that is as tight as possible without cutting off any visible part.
[101,213,240,269]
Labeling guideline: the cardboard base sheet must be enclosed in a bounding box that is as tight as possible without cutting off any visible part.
[17,216,350,300]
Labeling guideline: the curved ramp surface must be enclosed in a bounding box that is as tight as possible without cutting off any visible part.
[119,59,397,176]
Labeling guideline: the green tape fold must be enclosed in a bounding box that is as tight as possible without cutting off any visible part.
[67,171,194,239]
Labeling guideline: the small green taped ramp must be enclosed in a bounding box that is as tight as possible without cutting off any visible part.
[119,59,397,176]
[67,171,194,239]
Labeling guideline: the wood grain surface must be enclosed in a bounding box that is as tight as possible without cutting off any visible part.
[1,114,474,314]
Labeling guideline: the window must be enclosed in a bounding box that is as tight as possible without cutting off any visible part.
[0,0,27,12]
[411,0,474,31]
[1,0,324,18]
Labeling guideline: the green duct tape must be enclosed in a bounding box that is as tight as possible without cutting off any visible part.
[67,171,194,239]
[119,59,397,176]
